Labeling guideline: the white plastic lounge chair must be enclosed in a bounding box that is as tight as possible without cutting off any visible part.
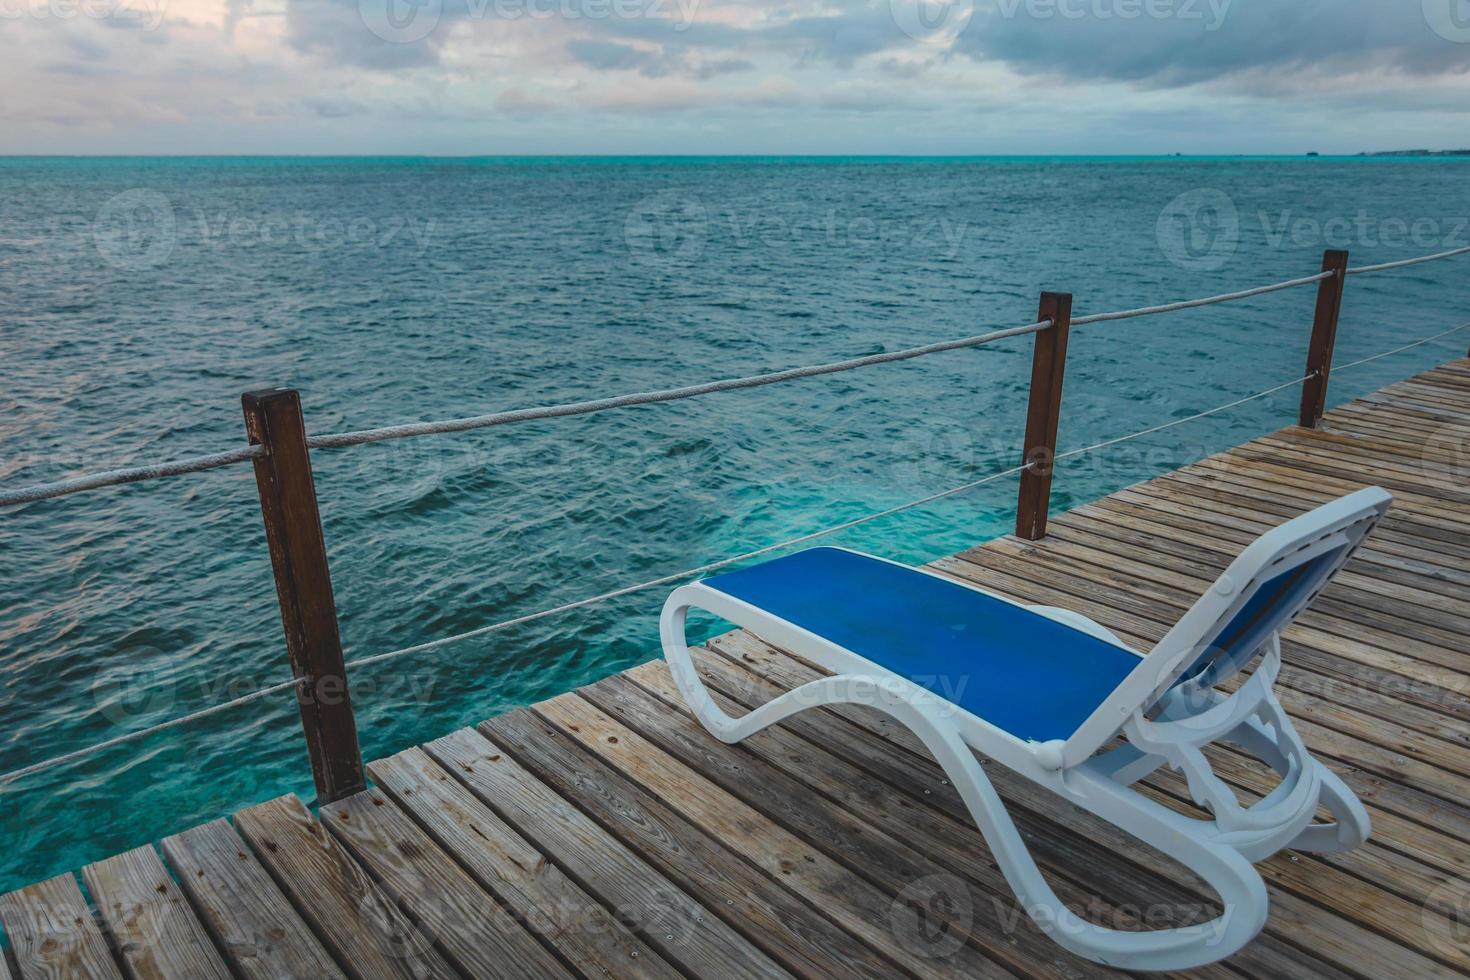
[660,487,1390,970]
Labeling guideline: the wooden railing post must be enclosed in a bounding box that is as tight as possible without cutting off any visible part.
[241,388,365,804]
[1299,249,1350,428]
[1015,292,1073,541]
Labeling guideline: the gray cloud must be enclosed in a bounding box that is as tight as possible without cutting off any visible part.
[286,0,459,69]
[953,0,1470,87]
[696,56,755,78]
[566,38,676,74]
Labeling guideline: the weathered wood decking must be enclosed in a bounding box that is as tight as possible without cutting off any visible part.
[4,360,1469,979]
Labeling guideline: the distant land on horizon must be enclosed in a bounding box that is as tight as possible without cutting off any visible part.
[1357,149,1470,157]
[4,150,1470,159]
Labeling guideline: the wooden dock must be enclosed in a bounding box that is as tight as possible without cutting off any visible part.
[3,359,1468,979]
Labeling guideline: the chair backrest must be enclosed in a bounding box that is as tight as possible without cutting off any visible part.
[1059,486,1391,769]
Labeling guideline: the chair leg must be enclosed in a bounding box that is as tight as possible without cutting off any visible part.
[897,699,1269,972]
[1288,764,1372,853]
[1219,706,1371,854]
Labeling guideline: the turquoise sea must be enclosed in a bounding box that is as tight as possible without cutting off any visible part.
[2,156,1468,897]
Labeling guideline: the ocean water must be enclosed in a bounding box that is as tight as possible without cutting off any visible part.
[1,156,1468,897]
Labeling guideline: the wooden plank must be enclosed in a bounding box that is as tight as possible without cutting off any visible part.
[364,748,680,980]
[81,846,231,980]
[319,789,578,979]
[423,728,798,980]
[233,795,457,980]
[159,819,345,980]
[1108,487,1470,661]
[1016,504,1470,691]
[696,635,1461,978]
[708,629,1470,906]
[944,548,1470,815]
[629,650,1335,980]
[1034,522,1470,741]
[477,712,908,980]
[1069,496,1470,676]
[932,558,1470,848]
[520,694,1033,980]
[0,874,121,980]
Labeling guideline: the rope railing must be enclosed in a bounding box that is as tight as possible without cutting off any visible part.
[1068,270,1332,326]
[302,320,1052,451]
[5,316,1467,789]
[0,446,263,508]
[7,241,1468,510]
[1347,244,1470,277]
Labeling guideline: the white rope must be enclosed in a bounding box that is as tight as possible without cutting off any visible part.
[0,677,302,787]
[0,322,1046,508]
[1347,245,1470,277]
[1054,374,1315,463]
[0,460,1030,786]
[4,314,1466,788]
[304,321,1051,451]
[0,446,263,508]
[1069,271,1332,326]
[1330,321,1470,374]
[6,241,1468,509]
[344,461,1032,673]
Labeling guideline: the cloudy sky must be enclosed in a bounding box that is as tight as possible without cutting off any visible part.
[4,0,1470,153]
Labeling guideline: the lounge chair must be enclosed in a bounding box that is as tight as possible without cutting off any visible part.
[659,487,1388,970]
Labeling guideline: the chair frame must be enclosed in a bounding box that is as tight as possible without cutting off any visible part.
[660,487,1390,970]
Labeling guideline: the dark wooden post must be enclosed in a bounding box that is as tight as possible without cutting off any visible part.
[1015,292,1073,541]
[242,388,365,804]
[1298,249,1350,428]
